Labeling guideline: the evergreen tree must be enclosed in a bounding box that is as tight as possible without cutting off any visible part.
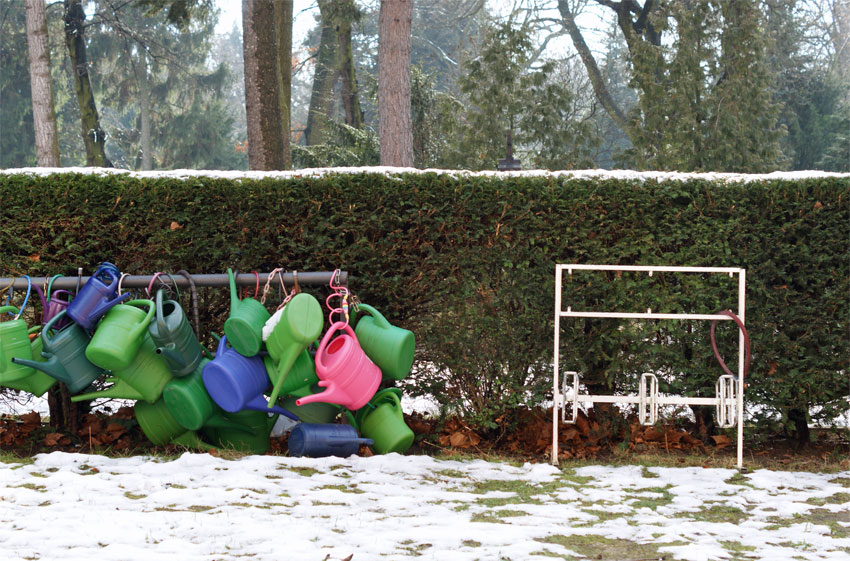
[455,21,598,171]
[0,2,37,168]
[85,0,243,170]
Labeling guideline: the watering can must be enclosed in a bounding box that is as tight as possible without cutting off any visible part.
[65,263,131,332]
[43,290,73,330]
[263,350,319,400]
[11,311,106,394]
[85,299,155,372]
[0,305,39,386]
[72,333,172,404]
[162,361,256,434]
[354,304,415,381]
[223,268,270,357]
[288,423,373,458]
[2,325,57,397]
[295,322,381,411]
[280,382,341,424]
[202,336,298,420]
[134,398,214,450]
[149,289,204,377]
[202,409,278,455]
[263,293,323,407]
[345,388,414,455]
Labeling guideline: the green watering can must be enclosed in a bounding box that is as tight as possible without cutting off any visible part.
[345,388,414,455]
[0,306,39,386]
[134,398,214,449]
[262,347,319,400]
[2,325,57,397]
[264,292,323,407]
[223,268,270,357]
[354,304,415,381]
[202,408,278,455]
[150,289,204,377]
[73,333,172,404]
[162,360,256,434]
[86,299,155,372]
[10,311,106,395]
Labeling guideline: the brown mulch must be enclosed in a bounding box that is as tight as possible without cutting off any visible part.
[1,406,847,469]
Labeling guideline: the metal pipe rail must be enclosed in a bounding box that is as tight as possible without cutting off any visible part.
[0,271,348,291]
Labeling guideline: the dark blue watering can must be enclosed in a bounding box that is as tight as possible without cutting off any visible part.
[65,263,130,331]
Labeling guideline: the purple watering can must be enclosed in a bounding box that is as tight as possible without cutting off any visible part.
[66,264,130,332]
[202,336,298,420]
[43,290,73,330]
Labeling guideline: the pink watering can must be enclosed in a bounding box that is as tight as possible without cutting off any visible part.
[295,322,381,411]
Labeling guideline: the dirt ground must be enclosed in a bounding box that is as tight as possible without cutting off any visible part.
[0,406,847,472]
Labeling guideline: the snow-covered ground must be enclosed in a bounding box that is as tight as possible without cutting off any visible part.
[1,451,848,561]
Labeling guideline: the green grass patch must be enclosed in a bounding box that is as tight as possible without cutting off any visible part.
[537,534,687,559]
[628,485,675,510]
[720,540,757,560]
[317,484,365,494]
[123,492,146,500]
[462,540,481,547]
[641,466,660,479]
[10,483,47,492]
[829,477,850,488]
[286,466,320,477]
[677,505,748,524]
[471,509,530,523]
[725,472,755,488]
[806,492,850,506]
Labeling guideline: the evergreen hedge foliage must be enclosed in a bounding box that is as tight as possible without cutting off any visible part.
[1,170,847,435]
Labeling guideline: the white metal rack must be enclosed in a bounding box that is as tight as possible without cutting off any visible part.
[552,264,746,469]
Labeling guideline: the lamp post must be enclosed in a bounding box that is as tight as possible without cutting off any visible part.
[497,124,521,171]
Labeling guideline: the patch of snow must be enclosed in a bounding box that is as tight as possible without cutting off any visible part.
[2,165,848,184]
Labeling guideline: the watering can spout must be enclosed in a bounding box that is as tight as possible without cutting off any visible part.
[295,381,341,408]
[70,377,144,403]
[88,292,131,324]
[11,354,63,383]
[156,343,188,369]
[227,268,240,311]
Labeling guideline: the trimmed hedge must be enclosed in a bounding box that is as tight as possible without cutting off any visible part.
[1,169,848,435]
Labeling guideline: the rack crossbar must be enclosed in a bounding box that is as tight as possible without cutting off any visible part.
[569,395,724,406]
[558,264,743,274]
[561,311,734,321]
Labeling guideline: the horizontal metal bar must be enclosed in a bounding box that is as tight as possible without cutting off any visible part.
[574,395,722,406]
[0,271,348,291]
[560,311,734,320]
[557,264,743,274]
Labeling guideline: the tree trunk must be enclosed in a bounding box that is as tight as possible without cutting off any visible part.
[135,56,153,170]
[274,0,293,168]
[304,0,338,146]
[336,0,362,129]
[557,0,628,132]
[243,0,285,170]
[378,0,413,167]
[63,0,111,167]
[25,0,60,167]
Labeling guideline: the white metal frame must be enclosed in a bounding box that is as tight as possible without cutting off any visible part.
[552,264,746,469]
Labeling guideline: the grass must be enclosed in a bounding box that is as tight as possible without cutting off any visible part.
[537,534,687,560]
[677,504,748,524]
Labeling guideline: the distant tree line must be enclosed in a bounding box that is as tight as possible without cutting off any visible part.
[3,0,847,172]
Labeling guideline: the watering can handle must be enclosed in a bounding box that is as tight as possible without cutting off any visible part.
[314,321,355,372]
[344,410,360,432]
[97,266,119,290]
[155,289,168,335]
[124,299,156,342]
[41,310,68,347]
[215,335,228,357]
[356,303,390,329]
[0,305,19,316]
